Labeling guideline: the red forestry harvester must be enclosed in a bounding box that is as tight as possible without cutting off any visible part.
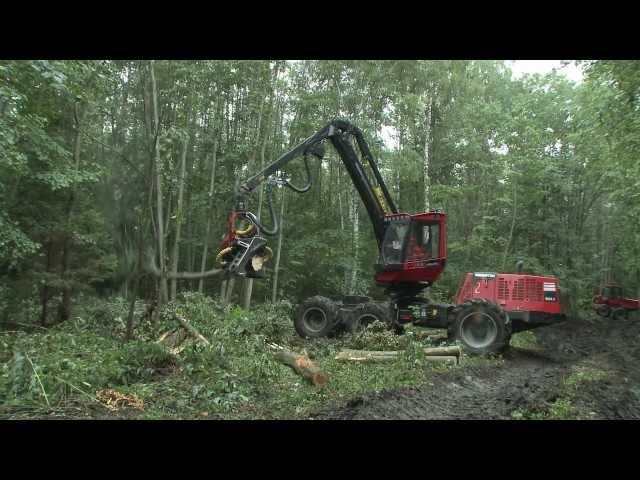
[593,283,639,320]
[215,120,566,355]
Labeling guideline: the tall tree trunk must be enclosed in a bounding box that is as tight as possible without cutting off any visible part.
[170,133,190,301]
[198,138,219,293]
[242,95,270,309]
[220,279,228,303]
[149,60,168,305]
[423,92,434,211]
[271,187,286,303]
[58,102,84,323]
[501,179,517,271]
[225,276,236,305]
[125,221,145,341]
[40,237,54,327]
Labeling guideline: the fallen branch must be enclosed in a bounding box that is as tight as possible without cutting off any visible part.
[274,349,328,387]
[146,249,224,279]
[24,353,50,407]
[156,328,190,354]
[174,313,211,346]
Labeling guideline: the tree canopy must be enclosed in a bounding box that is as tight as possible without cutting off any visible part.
[1,59,638,327]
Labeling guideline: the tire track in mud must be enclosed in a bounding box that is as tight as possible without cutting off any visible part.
[312,315,640,420]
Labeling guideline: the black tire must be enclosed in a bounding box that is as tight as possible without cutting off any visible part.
[345,302,393,333]
[448,299,512,356]
[612,308,628,321]
[294,296,338,338]
[595,304,611,318]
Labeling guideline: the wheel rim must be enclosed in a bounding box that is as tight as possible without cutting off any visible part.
[302,307,328,333]
[356,313,379,330]
[459,311,498,349]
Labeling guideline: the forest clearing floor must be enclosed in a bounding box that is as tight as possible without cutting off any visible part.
[312,314,640,420]
[2,294,640,420]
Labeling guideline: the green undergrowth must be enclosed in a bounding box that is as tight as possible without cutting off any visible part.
[1,292,467,420]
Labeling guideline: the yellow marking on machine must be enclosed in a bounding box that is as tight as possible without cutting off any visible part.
[374,186,390,213]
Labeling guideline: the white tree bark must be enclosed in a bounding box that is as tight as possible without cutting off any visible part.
[170,133,189,301]
[271,187,286,303]
[149,60,168,305]
[423,92,434,212]
[198,138,219,293]
[502,179,517,271]
[243,94,273,310]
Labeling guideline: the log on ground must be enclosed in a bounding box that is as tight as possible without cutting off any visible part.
[337,346,461,358]
[335,347,460,364]
[274,350,328,387]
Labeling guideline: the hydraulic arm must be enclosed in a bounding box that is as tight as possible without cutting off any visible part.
[216,119,447,302]
[217,119,399,278]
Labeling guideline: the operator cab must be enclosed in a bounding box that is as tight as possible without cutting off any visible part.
[375,211,447,287]
[602,283,624,300]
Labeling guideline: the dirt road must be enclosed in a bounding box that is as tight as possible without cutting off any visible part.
[312,315,640,419]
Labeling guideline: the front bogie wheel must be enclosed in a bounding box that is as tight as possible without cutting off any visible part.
[294,296,339,338]
[345,302,393,333]
[448,299,511,355]
[595,304,611,318]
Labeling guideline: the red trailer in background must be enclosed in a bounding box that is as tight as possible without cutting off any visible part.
[594,283,639,320]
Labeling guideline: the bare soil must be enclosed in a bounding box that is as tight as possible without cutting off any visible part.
[310,315,640,420]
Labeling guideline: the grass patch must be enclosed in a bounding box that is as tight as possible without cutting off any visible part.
[510,330,542,351]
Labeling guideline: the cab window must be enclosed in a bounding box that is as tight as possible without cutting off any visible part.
[381,222,409,266]
[406,222,440,260]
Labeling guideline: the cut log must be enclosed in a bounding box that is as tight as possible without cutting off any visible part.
[174,313,211,346]
[423,355,458,365]
[338,346,461,358]
[274,350,328,387]
[335,347,461,364]
[334,351,458,365]
[426,334,448,342]
[334,352,395,362]
[422,346,462,356]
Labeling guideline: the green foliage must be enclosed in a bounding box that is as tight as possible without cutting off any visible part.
[2,59,639,417]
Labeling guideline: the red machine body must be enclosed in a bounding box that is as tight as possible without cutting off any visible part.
[454,272,564,331]
[374,211,447,287]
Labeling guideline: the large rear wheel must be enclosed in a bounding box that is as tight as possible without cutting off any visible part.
[448,299,511,355]
[595,304,611,318]
[294,296,338,338]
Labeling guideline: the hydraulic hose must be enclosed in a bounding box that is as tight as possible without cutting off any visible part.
[283,154,313,193]
[244,187,278,235]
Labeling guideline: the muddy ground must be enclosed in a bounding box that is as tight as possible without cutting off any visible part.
[311,315,640,420]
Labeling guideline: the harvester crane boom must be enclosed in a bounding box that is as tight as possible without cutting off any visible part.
[233,119,397,244]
